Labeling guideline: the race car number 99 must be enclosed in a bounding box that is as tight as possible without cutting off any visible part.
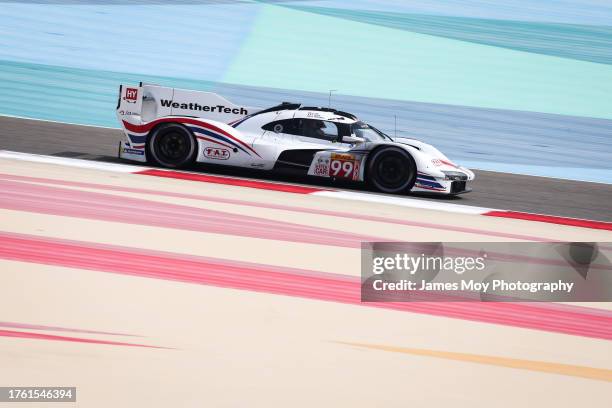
[329,156,359,180]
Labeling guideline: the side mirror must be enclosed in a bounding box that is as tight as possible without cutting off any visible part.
[342,135,366,144]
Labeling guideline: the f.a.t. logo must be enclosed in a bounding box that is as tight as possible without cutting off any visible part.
[124,88,138,102]
[204,147,230,160]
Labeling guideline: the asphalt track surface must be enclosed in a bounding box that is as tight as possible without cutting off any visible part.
[1,115,611,221]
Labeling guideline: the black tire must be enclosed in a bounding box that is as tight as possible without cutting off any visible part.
[147,123,196,168]
[367,147,416,194]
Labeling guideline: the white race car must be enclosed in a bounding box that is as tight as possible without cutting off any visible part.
[117,83,474,194]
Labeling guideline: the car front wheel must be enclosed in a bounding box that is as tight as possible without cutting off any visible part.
[367,147,416,194]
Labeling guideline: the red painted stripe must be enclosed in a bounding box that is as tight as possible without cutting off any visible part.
[485,211,612,231]
[137,169,325,194]
[0,172,552,241]
[0,178,368,247]
[2,172,608,238]
[0,321,137,337]
[122,118,159,133]
[0,329,166,349]
[2,232,611,341]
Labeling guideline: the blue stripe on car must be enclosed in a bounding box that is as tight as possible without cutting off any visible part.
[127,133,147,144]
[416,177,444,188]
[188,126,251,156]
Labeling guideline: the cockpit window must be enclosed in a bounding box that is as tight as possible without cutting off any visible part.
[263,118,346,142]
[351,121,392,142]
[262,119,301,135]
[301,119,338,141]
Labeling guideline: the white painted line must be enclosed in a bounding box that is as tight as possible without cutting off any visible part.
[312,190,492,215]
[0,150,492,215]
[1,150,608,230]
[0,150,147,173]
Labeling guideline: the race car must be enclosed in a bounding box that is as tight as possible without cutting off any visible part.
[117,83,474,195]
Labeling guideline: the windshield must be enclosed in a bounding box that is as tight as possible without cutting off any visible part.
[351,121,392,142]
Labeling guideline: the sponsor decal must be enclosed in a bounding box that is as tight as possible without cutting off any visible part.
[119,110,138,116]
[204,147,230,160]
[122,147,144,155]
[306,112,324,119]
[314,157,330,176]
[160,99,248,115]
[124,88,138,103]
[431,158,442,166]
[329,153,360,180]
[331,153,355,161]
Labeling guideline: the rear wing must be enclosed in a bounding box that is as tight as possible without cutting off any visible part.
[117,83,258,124]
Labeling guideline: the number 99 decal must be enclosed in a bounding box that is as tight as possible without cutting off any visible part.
[329,157,360,180]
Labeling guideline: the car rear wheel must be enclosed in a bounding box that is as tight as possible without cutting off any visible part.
[367,147,416,194]
[147,123,196,168]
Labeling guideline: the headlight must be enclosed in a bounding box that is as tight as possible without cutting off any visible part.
[442,171,468,181]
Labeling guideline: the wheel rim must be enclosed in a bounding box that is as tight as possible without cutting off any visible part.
[155,130,191,164]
